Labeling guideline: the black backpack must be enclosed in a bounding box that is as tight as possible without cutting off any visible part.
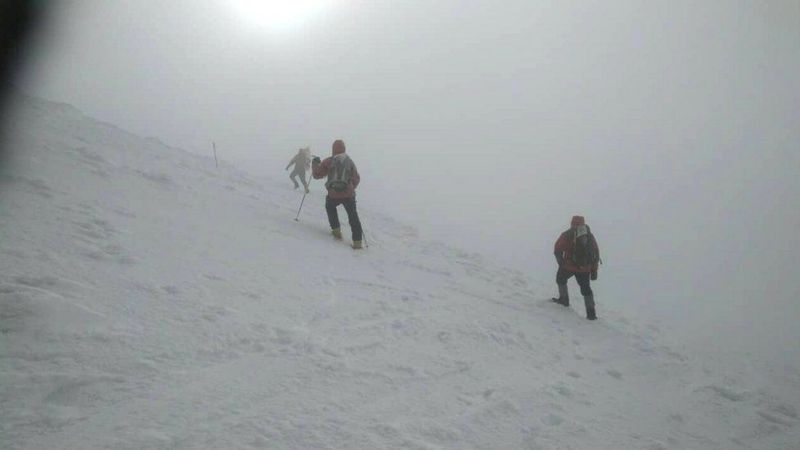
[326,154,352,192]
[571,226,598,267]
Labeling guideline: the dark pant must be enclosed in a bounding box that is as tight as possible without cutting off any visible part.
[326,196,363,241]
[556,268,593,297]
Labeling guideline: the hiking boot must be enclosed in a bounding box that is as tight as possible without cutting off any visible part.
[331,228,343,240]
[584,295,597,320]
[552,284,569,306]
[352,240,363,250]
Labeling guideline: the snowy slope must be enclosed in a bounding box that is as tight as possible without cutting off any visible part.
[1,96,798,449]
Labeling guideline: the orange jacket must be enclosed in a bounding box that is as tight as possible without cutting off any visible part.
[554,227,600,273]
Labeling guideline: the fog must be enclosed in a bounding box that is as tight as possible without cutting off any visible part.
[17,1,800,364]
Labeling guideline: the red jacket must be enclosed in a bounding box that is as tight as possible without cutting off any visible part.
[312,148,360,199]
[554,227,600,273]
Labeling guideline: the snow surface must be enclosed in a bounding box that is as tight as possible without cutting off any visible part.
[1,96,799,449]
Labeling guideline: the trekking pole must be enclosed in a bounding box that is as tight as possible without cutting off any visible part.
[294,172,313,221]
[361,213,370,248]
[294,191,307,221]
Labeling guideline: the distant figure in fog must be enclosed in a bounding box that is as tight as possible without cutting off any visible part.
[552,215,600,320]
[286,147,311,193]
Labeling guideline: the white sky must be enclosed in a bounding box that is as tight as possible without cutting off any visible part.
[16,0,800,363]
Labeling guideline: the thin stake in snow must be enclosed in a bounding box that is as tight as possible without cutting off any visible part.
[212,141,219,168]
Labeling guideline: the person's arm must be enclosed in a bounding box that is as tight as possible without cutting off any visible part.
[312,157,328,179]
[554,234,567,267]
[591,235,600,278]
[350,161,360,189]
[286,155,297,171]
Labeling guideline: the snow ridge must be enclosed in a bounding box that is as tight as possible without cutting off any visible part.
[1,96,798,449]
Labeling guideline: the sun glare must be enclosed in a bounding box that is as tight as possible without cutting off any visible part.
[232,0,333,30]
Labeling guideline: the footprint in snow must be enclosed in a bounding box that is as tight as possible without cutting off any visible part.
[606,369,623,380]
[702,385,745,402]
[4,174,54,198]
[85,244,135,265]
[770,403,798,420]
[202,306,231,323]
[77,202,96,213]
[668,413,685,424]
[161,285,180,295]
[74,146,107,165]
[138,170,173,188]
[13,275,61,289]
[203,273,226,282]
[757,410,795,427]
[543,413,564,426]
[43,375,126,407]
[112,207,137,219]
[554,385,572,398]
[241,291,262,300]
[388,364,417,376]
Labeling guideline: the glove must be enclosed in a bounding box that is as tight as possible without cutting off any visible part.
[591,270,598,281]
[312,156,321,165]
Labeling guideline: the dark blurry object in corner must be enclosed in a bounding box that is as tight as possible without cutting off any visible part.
[1,1,44,159]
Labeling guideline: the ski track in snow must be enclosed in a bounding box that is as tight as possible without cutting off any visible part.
[1,96,799,449]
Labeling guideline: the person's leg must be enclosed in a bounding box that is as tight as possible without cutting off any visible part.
[289,171,300,188]
[342,197,363,242]
[325,197,342,239]
[575,272,596,320]
[575,272,593,297]
[553,268,573,306]
[299,170,309,192]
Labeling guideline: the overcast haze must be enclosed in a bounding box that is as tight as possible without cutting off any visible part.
[15,1,800,364]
